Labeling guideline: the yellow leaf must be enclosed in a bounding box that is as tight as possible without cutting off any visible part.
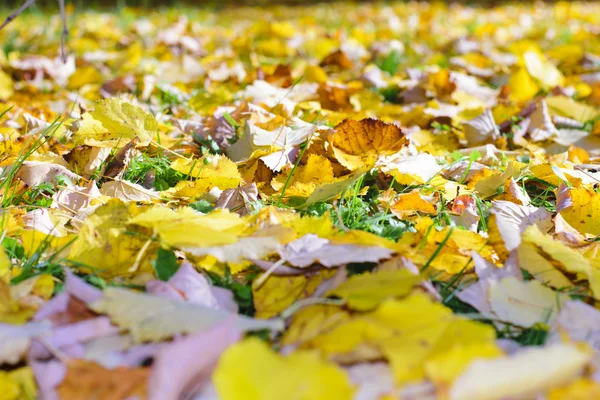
[424,343,503,389]
[91,287,283,343]
[271,154,335,197]
[390,191,437,218]
[409,129,460,156]
[20,230,73,261]
[303,170,365,207]
[251,207,338,240]
[303,65,328,83]
[523,50,564,88]
[330,229,399,251]
[213,338,354,400]
[67,66,103,90]
[519,225,600,299]
[75,98,157,147]
[189,87,234,114]
[546,96,599,123]
[508,67,540,103]
[68,199,159,278]
[326,269,422,311]
[253,272,332,319]
[0,367,37,400]
[0,248,10,283]
[31,274,55,301]
[529,163,583,187]
[557,186,600,237]
[282,305,351,347]
[548,378,600,400]
[474,162,524,198]
[0,69,14,100]
[128,206,247,248]
[0,280,35,324]
[398,218,493,274]
[293,295,496,383]
[168,155,242,194]
[330,119,408,171]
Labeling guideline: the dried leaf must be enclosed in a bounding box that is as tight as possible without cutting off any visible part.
[330,119,409,171]
[91,287,284,342]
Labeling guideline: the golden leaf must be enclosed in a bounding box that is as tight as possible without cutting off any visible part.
[330,118,409,171]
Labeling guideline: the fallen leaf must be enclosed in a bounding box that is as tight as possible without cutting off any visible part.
[212,338,355,400]
[215,183,259,216]
[183,236,280,264]
[147,261,237,312]
[290,294,496,383]
[56,360,149,400]
[91,287,284,342]
[330,119,409,171]
[14,161,80,188]
[489,276,567,327]
[381,153,442,185]
[424,342,503,392]
[0,367,37,400]
[549,300,600,353]
[546,96,599,123]
[519,225,600,298]
[252,272,330,319]
[149,318,242,400]
[462,110,499,146]
[279,234,394,268]
[548,378,600,400]
[100,179,160,202]
[523,49,564,88]
[450,343,591,400]
[326,268,423,311]
[0,322,50,365]
[75,98,158,147]
[490,200,553,251]
[556,185,600,237]
[68,199,160,277]
[390,190,438,218]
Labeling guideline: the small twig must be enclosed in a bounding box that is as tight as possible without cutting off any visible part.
[0,0,37,31]
[58,0,69,63]
[37,337,71,363]
[150,140,189,160]
[498,97,542,133]
[129,236,155,273]
[253,258,286,289]
[1,0,70,64]
[332,200,349,232]
[574,165,600,183]
[281,297,345,320]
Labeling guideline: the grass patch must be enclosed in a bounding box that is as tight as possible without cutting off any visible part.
[123,154,185,191]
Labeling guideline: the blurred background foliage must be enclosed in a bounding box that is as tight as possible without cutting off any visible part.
[1,0,513,8]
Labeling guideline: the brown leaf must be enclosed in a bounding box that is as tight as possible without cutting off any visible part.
[101,136,140,181]
[330,118,409,170]
[317,84,355,111]
[319,50,353,70]
[215,183,259,216]
[56,360,149,400]
[63,145,112,178]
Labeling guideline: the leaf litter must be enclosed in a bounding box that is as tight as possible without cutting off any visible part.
[1,1,600,399]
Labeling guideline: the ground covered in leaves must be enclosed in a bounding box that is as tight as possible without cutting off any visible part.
[1,1,600,399]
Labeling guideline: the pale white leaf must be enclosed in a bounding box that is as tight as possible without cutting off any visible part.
[450,343,591,400]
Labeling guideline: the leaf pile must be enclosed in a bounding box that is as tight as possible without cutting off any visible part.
[1,2,600,399]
